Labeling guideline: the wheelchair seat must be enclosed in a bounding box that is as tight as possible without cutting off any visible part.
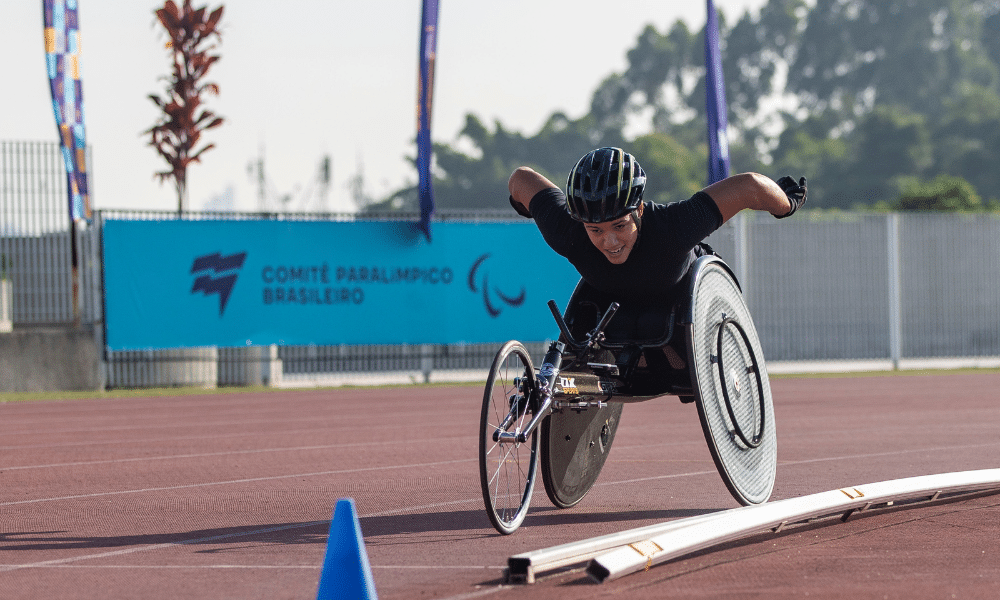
[561,279,678,348]
[558,269,710,399]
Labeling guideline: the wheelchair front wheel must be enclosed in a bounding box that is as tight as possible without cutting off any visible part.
[479,341,539,534]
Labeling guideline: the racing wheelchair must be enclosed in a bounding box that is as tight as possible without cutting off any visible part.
[478,255,777,534]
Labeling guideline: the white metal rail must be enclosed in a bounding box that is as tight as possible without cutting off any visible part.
[506,469,1000,584]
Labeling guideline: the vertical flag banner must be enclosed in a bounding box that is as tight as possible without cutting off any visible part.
[44,0,90,223]
[416,0,439,241]
[705,0,730,185]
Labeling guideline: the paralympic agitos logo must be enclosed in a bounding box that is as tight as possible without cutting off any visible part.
[468,253,526,318]
[190,251,247,316]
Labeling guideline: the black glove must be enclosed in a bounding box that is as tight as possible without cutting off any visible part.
[774,176,807,219]
[509,195,532,219]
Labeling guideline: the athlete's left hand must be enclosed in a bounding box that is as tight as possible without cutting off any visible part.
[774,176,807,219]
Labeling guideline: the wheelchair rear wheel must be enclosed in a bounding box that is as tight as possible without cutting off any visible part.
[479,341,539,534]
[686,259,777,506]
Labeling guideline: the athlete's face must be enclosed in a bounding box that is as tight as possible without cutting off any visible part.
[584,209,641,265]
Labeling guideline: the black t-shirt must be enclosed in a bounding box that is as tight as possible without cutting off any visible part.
[530,187,723,305]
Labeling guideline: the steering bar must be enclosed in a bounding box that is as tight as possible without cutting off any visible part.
[547,300,619,350]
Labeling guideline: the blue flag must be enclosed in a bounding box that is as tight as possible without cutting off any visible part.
[44,0,90,222]
[705,0,730,185]
[416,0,439,241]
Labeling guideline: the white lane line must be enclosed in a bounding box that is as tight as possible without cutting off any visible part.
[0,412,444,439]
[0,430,471,452]
[0,416,333,437]
[3,445,374,471]
[0,403,461,436]
[430,585,518,600]
[364,497,482,519]
[5,436,993,468]
[0,430,310,452]
[9,449,993,575]
[0,394,456,422]
[0,458,476,506]
[0,564,501,570]
[779,441,1000,466]
[0,564,322,569]
[0,521,329,573]
[589,442,1000,489]
[596,470,718,487]
[4,439,994,577]
[15,431,995,474]
[0,497,486,572]
[370,565,502,570]
[2,438,473,471]
[6,441,997,506]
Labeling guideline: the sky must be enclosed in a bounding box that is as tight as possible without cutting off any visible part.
[1,0,767,214]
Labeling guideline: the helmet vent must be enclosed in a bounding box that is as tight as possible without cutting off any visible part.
[565,147,645,223]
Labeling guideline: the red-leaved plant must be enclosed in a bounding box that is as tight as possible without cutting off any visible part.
[146,0,225,212]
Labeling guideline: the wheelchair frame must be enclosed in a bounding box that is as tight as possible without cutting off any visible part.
[478,255,776,534]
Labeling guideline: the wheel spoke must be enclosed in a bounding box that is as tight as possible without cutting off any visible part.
[488,440,516,489]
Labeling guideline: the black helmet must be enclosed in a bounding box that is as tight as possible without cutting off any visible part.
[565,147,646,223]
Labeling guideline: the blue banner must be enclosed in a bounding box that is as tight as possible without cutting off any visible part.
[44,0,90,222]
[416,0,439,241]
[705,0,730,185]
[102,220,580,350]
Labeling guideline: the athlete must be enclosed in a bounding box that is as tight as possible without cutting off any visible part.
[507,146,806,346]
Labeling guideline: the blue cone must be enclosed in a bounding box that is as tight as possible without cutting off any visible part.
[316,498,378,600]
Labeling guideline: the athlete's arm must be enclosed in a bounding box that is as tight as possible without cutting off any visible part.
[705,173,804,222]
[508,167,558,216]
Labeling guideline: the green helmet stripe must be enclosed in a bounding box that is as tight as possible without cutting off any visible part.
[616,147,625,203]
[568,160,583,220]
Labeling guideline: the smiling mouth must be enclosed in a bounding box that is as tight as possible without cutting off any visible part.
[606,246,625,256]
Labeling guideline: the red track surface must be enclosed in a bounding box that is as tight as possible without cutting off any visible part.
[1,373,998,599]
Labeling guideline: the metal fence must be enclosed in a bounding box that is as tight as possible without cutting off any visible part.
[93,210,1000,389]
[3,141,998,389]
[704,211,1000,365]
[102,337,551,389]
[0,141,76,325]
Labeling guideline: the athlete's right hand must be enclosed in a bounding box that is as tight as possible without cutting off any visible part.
[509,195,533,219]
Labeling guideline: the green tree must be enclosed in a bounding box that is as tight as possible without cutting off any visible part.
[932,85,1000,204]
[723,0,807,151]
[788,0,1000,133]
[895,174,982,211]
[374,0,1000,213]
[839,105,933,207]
[778,1,1000,208]
[366,112,622,213]
[984,12,1000,69]
[770,114,849,208]
[623,133,704,203]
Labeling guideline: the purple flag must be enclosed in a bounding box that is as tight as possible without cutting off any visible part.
[416,0,439,241]
[705,0,730,185]
[44,0,90,222]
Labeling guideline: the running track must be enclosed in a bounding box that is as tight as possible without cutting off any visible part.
[1,372,998,599]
